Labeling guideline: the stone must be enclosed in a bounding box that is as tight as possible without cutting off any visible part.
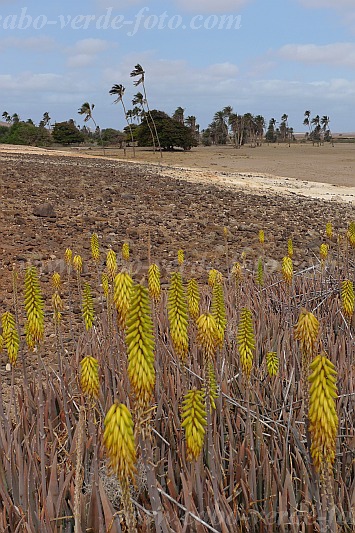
[33,203,56,218]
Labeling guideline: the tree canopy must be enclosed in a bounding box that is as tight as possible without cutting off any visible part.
[136,110,197,150]
[52,120,84,145]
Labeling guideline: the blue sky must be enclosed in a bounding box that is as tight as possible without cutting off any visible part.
[1,0,355,132]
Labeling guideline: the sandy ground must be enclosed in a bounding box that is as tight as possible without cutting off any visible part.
[1,143,355,204]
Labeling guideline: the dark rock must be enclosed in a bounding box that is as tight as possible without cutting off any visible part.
[33,203,56,218]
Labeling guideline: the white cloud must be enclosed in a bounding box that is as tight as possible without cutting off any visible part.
[0,36,55,52]
[66,38,110,68]
[278,43,355,68]
[71,38,109,55]
[104,53,240,101]
[298,0,354,7]
[96,0,251,13]
[247,78,355,102]
[0,72,87,92]
[176,0,250,12]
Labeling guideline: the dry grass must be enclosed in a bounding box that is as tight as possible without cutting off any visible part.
[0,228,354,532]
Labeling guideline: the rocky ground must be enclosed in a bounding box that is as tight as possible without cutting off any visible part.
[1,151,354,289]
[0,150,354,395]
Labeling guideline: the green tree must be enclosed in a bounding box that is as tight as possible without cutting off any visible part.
[109,84,135,157]
[136,110,197,151]
[52,120,84,145]
[5,122,51,146]
[101,128,125,147]
[130,64,162,157]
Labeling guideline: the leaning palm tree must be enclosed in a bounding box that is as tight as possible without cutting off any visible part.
[2,111,12,124]
[172,106,185,124]
[311,115,320,146]
[109,84,135,158]
[303,110,312,140]
[321,115,333,146]
[42,112,51,129]
[132,91,156,152]
[78,102,105,154]
[130,64,162,157]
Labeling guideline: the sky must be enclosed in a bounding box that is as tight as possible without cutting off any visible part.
[1,0,355,132]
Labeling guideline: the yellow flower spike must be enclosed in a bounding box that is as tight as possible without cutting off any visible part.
[208,268,222,288]
[266,351,279,377]
[181,389,207,461]
[106,249,117,281]
[258,229,265,245]
[282,256,293,285]
[82,283,95,330]
[320,243,329,261]
[326,222,333,240]
[122,242,130,262]
[177,249,184,266]
[103,402,137,531]
[341,279,354,319]
[256,257,263,287]
[103,402,137,481]
[187,278,200,321]
[347,221,355,248]
[1,312,19,366]
[52,272,61,290]
[91,233,100,262]
[211,282,227,349]
[287,239,293,259]
[0,334,3,353]
[113,271,133,329]
[64,248,72,266]
[168,272,189,361]
[52,291,64,323]
[196,313,218,360]
[126,284,156,411]
[101,272,109,299]
[294,308,320,361]
[73,255,83,274]
[148,263,161,302]
[237,308,255,378]
[232,262,243,286]
[24,266,44,350]
[80,356,99,399]
[308,352,338,472]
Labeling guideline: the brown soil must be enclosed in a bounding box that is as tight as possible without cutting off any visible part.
[0,145,354,394]
[0,145,354,286]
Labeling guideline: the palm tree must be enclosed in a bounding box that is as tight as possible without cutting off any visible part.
[2,111,12,124]
[132,91,156,152]
[185,115,199,143]
[281,113,289,145]
[213,110,228,144]
[42,112,51,129]
[78,102,105,154]
[130,64,162,157]
[303,110,312,140]
[12,113,20,124]
[172,107,185,124]
[254,115,265,146]
[311,115,320,145]
[321,115,333,146]
[109,84,135,157]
